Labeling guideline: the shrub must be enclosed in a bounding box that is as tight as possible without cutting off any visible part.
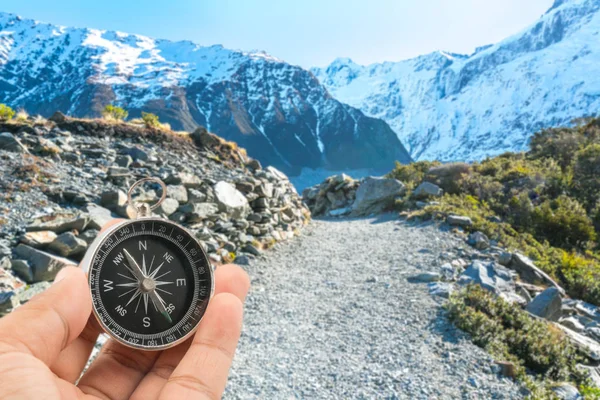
[447,286,589,395]
[531,196,596,250]
[141,112,161,128]
[0,104,15,121]
[573,144,600,210]
[15,109,29,123]
[387,160,440,190]
[102,104,128,121]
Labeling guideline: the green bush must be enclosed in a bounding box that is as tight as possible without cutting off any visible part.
[387,160,440,190]
[531,196,597,250]
[141,112,161,128]
[447,286,590,397]
[573,144,600,210]
[102,104,128,121]
[0,104,15,121]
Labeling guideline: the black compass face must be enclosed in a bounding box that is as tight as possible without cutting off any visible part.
[88,219,212,350]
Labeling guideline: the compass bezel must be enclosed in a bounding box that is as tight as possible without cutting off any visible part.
[81,217,214,351]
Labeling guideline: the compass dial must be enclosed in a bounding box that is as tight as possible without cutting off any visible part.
[87,219,213,350]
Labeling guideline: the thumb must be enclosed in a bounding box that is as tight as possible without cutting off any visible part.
[0,266,92,366]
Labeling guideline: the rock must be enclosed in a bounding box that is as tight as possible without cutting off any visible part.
[428,282,453,298]
[557,323,600,361]
[256,183,274,198]
[49,111,67,123]
[241,244,261,256]
[235,254,251,266]
[265,166,288,181]
[510,253,565,295]
[0,132,29,153]
[246,159,262,171]
[496,361,517,379]
[551,383,581,400]
[78,229,99,245]
[20,231,58,248]
[188,189,207,203]
[161,184,187,204]
[13,244,77,282]
[27,215,89,234]
[0,268,21,315]
[158,198,179,216]
[107,166,131,177]
[329,207,351,217]
[526,287,562,321]
[82,203,114,230]
[413,182,443,199]
[560,317,585,333]
[351,177,405,216]
[214,181,250,218]
[180,203,219,222]
[410,272,441,283]
[101,190,128,209]
[458,261,515,295]
[498,251,513,266]
[49,232,88,257]
[115,154,133,168]
[447,215,473,227]
[192,127,220,148]
[468,231,490,250]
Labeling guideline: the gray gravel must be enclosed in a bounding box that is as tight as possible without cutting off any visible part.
[225,214,524,399]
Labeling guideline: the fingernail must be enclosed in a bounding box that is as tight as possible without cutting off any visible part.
[53,268,70,284]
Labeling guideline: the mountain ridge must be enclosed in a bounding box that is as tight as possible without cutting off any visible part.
[312,0,600,161]
[0,11,411,176]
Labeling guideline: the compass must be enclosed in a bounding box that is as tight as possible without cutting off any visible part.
[81,178,214,351]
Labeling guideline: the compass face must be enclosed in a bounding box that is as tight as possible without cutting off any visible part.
[88,219,213,350]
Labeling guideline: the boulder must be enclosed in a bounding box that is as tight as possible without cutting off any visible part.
[82,203,115,230]
[165,185,188,204]
[351,177,405,216]
[13,244,77,282]
[265,166,288,181]
[526,287,562,321]
[255,183,274,198]
[510,253,565,295]
[27,215,89,234]
[550,383,581,400]
[428,282,454,298]
[413,182,443,199]
[0,268,22,315]
[20,231,57,248]
[100,189,128,209]
[447,215,473,227]
[468,231,490,250]
[49,111,67,123]
[115,154,133,168]
[0,132,29,153]
[410,272,441,283]
[48,232,88,257]
[560,317,585,333]
[180,203,219,222]
[157,198,179,216]
[458,261,515,295]
[214,181,250,218]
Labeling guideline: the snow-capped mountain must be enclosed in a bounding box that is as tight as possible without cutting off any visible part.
[313,0,600,161]
[0,12,411,175]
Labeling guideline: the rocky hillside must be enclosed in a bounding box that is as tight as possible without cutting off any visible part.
[0,12,411,176]
[313,0,600,162]
[0,114,310,314]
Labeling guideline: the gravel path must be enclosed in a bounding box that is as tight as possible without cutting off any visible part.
[224,214,524,399]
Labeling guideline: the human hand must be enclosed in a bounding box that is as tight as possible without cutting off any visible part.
[0,220,250,400]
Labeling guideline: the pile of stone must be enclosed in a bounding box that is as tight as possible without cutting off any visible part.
[0,115,310,314]
[414,221,600,386]
[303,174,406,217]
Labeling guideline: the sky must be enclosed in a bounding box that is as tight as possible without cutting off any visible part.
[3,0,555,68]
